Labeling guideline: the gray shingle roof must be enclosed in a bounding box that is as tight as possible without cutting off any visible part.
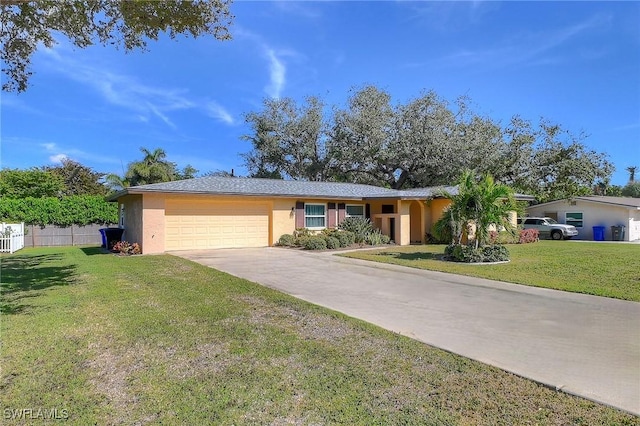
[109,176,402,200]
[107,176,534,201]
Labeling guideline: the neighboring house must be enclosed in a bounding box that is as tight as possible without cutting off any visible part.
[107,176,533,254]
[526,196,640,241]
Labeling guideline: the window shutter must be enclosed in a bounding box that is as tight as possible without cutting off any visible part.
[366,203,371,219]
[337,203,346,223]
[295,201,305,228]
[328,203,337,228]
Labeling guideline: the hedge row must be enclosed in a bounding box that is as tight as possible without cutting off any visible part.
[0,195,118,226]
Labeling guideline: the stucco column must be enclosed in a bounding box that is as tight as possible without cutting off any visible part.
[142,194,166,254]
[398,201,411,245]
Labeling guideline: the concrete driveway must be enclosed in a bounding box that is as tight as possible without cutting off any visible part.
[172,247,640,415]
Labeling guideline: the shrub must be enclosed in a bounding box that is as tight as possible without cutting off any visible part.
[335,231,355,247]
[112,241,141,255]
[365,229,391,245]
[445,243,510,263]
[489,230,519,245]
[277,234,296,247]
[303,236,327,250]
[295,236,311,248]
[293,228,313,246]
[325,236,340,250]
[294,227,312,238]
[338,217,373,243]
[481,244,510,262]
[518,229,539,244]
[0,195,118,226]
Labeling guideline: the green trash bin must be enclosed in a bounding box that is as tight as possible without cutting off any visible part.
[611,225,625,241]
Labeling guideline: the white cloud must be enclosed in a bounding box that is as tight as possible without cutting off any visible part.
[206,101,235,125]
[42,142,57,152]
[265,49,286,99]
[442,14,612,69]
[40,46,194,128]
[49,154,68,163]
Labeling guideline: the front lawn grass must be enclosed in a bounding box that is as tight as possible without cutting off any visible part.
[1,247,638,425]
[343,241,640,301]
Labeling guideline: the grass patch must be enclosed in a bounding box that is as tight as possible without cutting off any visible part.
[1,246,638,424]
[343,241,640,301]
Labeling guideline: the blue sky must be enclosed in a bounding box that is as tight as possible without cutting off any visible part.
[1,1,639,186]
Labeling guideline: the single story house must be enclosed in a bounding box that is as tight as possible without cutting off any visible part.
[526,196,640,241]
[107,176,533,254]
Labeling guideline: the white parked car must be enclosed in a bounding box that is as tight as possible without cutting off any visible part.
[518,217,579,240]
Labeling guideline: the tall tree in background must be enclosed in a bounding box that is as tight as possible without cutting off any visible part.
[328,86,396,186]
[242,86,613,201]
[43,158,106,196]
[1,0,234,92]
[242,96,328,181]
[0,168,65,198]
[626,166,637,182]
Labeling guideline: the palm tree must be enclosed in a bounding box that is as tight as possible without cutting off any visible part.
[126,147,176,186]
[435,171,517,248]
[104,173,130,192]
[626,166,637,182]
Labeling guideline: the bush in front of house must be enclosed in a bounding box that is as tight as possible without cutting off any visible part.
[488,229,539,245]
[277,234,296,247]
[112,241,141,255]
[303,236,327,250]
[365,229,391,245]
[335,230,356,247]
[338,217,374,243]
[325,236,341,250]
[444,243,510,263]
[481,244,510,262]
[518,229,539,244]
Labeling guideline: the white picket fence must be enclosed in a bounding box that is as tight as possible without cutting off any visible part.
[0,222,25,253]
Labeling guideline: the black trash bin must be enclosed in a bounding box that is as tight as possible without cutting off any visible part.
[611,225,625,241]
[103,228,124,249]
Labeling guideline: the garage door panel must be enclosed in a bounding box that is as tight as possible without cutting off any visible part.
[165,200,269,250]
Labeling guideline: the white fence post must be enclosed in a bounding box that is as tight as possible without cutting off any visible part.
[0,222,25,253]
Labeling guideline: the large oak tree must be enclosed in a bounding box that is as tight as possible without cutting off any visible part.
[242,86,613,202]
[1,0,233,92]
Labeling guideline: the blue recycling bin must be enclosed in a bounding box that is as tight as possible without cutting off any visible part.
[592,226,605,241]
[99,228,107,248]
[103,228,124,249]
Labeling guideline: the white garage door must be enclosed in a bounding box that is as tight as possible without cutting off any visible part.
[165,199,269,250]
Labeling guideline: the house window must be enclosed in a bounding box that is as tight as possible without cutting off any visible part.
[305,204,326,229]
[565,212,583,228]
[382,204,395,214]
[346,205,365,219]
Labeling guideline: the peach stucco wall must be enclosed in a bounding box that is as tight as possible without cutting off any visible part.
[427,198,452,234]
[118,192,460,253]
[142,194,166,254]
[272,198,297,244]
[121,194,143,246]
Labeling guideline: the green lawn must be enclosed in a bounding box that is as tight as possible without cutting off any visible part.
[1,247,638,425]
[343,241,640,301]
